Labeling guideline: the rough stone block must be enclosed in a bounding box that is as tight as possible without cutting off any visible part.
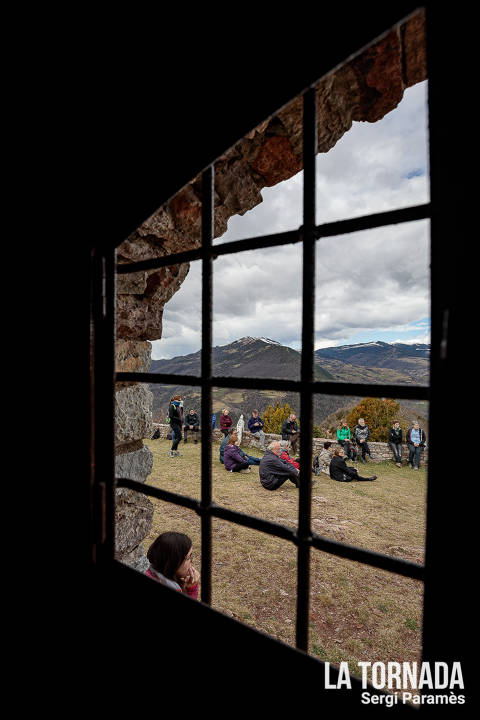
[115,384,153,444]
[115,444,153,483]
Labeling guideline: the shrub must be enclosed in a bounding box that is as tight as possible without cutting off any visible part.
[345,397,406,442]
[262,402,298,434]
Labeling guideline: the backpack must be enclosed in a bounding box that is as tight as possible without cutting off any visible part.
[152,427,160,440]
[312,455,321,475]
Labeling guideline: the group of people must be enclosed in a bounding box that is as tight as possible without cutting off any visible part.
[163,395,427,479]
[336,417,427,470]
[145,411,428,597]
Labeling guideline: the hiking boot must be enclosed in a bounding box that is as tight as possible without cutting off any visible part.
[396,462,402,468]
[168,451,175,458]
[194,439,198,444]
[240,468,251,473]
[174,451,183,457]
[408,463,413,469]
[368,475,377,481]
[413,466,419,471]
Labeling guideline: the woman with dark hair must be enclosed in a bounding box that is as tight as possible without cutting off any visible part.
[145,531,199,598]
[329,448,376,482]
[168,395,183,458]
[223,435,250,473]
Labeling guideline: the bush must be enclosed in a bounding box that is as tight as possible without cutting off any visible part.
[345,398,406,442]
[262,402,298,434]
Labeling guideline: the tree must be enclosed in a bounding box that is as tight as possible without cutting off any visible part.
[262,402,298,434]
[345,398,404,442]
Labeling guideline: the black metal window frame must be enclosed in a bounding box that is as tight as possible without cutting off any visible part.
[94,19,436,656]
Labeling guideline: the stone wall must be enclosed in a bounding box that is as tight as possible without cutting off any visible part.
[152,424,428,467]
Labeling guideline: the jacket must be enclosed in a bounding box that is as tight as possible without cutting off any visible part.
[329,455,352,482]
[353,424,370,443]
[145,566,199,599]
[281,418,298,439]
[220,414,233,430]
[184,412,199,428]
[168,402,182,427]
[280,450,300,470]
[389,426,403,444]
[406,427,426,447]
[224,443,245,470]
[337,426,351,442]
[220,436,249,464]
[259,449,298,489]
[248,415,264,433]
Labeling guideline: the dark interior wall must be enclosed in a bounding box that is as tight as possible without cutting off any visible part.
[50,4,471,712]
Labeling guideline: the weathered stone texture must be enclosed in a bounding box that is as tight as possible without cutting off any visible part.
[115,340,152,374]
[115,384,153,445]
[115,487,154,556]
[115,444,154,483]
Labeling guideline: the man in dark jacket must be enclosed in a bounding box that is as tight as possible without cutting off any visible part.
[406,421,427,470]
[247,410,266,450]
[388,421,403,467]
[184,408,200,444]
[353,418,373,463]
[259,441,299,490]
[281,414,299,455]
[329,448,376,482]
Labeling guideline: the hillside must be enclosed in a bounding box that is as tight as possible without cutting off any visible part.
[149,337,430,427]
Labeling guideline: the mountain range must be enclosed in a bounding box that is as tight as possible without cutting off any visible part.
[148,337,429,429]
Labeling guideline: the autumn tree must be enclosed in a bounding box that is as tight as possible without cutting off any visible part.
[262,402,298,434]
[345,397,404,442]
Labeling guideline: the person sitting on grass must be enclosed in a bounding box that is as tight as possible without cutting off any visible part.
[313,442,333,476]
[329,448,377,482]
[224,435,251,473]
[145,531,199,599]
[259,440,299,491]
[220,429,260,466]
[279,440,300,470]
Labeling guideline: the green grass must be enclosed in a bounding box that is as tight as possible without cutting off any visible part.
[140,437,426,688]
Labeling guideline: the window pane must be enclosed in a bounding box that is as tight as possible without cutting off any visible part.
[309,552,423,702]
[212,521,297,646]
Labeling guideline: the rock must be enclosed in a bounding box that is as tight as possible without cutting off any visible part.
[115,444,153,483]
[115,340,152,374]
[115,487,154,556]
[115,384,153,444]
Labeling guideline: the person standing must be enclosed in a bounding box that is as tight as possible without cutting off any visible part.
[168,395,183,458]
[353,417,373,463]
[220,408,233,437]
[248,409,266,450]
[388,421,403,467]
[336,419,356,461]
[406,421,427,470]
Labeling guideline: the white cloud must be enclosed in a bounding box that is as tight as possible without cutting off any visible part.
[152,81,430,360]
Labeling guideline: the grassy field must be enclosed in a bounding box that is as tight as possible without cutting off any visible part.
[140,437,426,688]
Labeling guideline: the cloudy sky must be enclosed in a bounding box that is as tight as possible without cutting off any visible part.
[152,80,430,360]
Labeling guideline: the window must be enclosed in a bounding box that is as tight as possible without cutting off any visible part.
[90,6,448,675]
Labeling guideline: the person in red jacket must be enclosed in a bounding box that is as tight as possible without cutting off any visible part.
[145,531,199,599]
[220,408,233,437]
[279,440,300,470]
